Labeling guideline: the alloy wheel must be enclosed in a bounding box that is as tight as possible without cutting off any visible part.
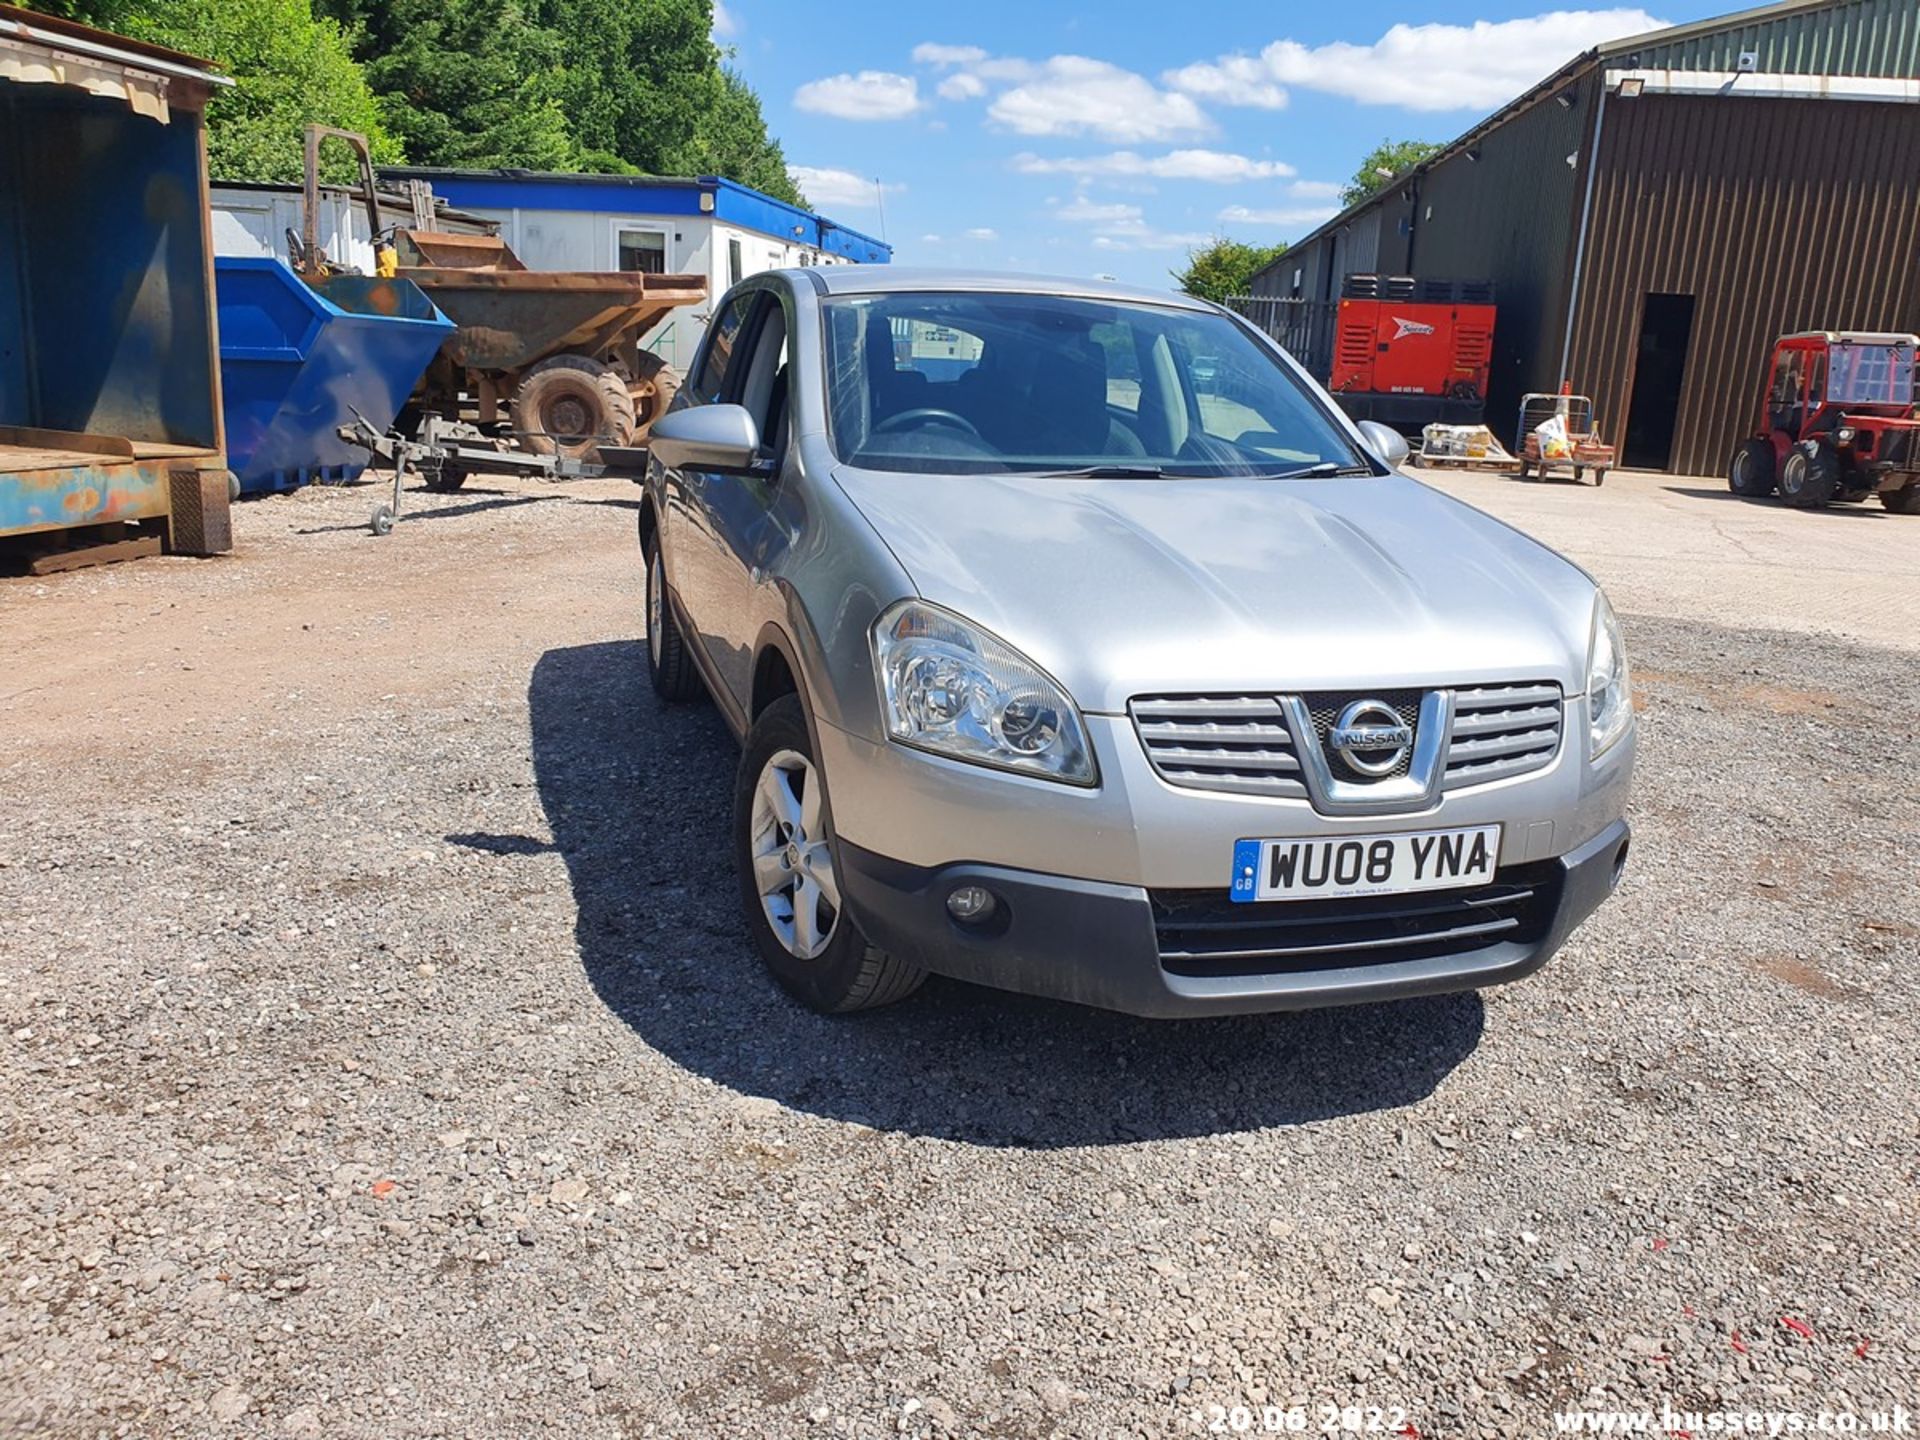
[748,749,841,960]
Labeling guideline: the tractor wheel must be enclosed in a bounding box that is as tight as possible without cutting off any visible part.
[1882,483,1920,515]
[1777,441,1840,509]
[1728,437,1776,497]
[626,351,683,444]
[512,354,636,463]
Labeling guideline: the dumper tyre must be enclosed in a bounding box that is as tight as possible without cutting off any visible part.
[1882,483,1920,515]
[627,353,682,444]
[1778,441,1839,509]
[1728,437,1775,497]
[513,354,636,462]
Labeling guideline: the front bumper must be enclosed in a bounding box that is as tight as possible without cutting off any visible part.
[837,819,1630,1018]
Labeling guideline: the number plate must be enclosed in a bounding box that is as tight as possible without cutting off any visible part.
[1230,825,1501,903]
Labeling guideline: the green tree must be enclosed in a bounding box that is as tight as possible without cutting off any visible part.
[319,0,804,202]
[28,0,400,182]
[1173,237,1290,306]
[678,68,806,206]
[1341,138,1444,207]
[344,0,582,170]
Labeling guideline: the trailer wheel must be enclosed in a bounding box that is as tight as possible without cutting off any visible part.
[1778,441,1839,509]
[1728,437,1776,497]
[626,352,682,444]
[422,464,468,493]
[513,354,636,462]
[1882,483,1920,515]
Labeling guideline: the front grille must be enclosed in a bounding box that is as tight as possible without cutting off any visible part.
[1129,695,1307,798]
[1299,689,1421,783]
[1152,862,1561,978]
[1443,682,1564,790]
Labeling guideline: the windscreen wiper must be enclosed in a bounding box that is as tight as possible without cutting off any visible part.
[1258,462,1374,479]
[1026,464,1166,479]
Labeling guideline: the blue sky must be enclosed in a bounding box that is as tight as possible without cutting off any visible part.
[718,0,1729,289]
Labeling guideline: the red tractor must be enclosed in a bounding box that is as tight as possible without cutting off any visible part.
[1729,331,1920,513]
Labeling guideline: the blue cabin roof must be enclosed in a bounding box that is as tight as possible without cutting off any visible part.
[379,167,892,265]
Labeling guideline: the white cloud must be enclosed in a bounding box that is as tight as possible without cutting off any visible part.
[988,56,1212,143]
[1162,55,1289,110]
[1055,197,1144,225]
[1052,196,1207,252]
[921,233,944,243]
[1012,149,1295,184]
[912,42,988,67]
[1167,9,1665,113]
[937,72,987,101]
[962,226,999,241]
[786,166,900,209]
[1287,179,1345,200]
[793,70,922,121]
[1217,202,1342,229]
[710,0,738,39]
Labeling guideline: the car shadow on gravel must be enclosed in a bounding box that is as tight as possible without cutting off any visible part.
[521,641,1484,1148]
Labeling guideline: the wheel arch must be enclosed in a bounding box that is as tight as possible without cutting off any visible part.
[750,613,845,759]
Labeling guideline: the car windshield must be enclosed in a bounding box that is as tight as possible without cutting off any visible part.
[1825,341,1917,407]
[821,291,1372,477]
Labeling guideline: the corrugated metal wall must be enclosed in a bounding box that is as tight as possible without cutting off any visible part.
[1568,92,1920,476]
[1411,77,1593,431]
[1627,0,1919,77]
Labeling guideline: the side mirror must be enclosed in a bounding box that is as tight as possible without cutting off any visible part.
[648,403,762,474]
[1357,420,1411,468]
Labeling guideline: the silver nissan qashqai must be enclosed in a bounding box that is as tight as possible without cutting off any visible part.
[638,269,1633,1018]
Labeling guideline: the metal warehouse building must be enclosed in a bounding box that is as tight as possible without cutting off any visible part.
[1250,0,1920,474]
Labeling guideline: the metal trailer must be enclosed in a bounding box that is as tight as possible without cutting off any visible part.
[0,6,234,569]
[1515,393,1614,485]
[338,411,650,534]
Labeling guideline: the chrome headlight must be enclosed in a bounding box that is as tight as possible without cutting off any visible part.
[873,600,1096,785]
[1586,590,1632,759]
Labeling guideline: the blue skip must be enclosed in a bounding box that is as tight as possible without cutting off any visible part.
[215,257,452,496]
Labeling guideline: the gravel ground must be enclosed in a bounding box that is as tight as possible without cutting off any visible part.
[1,476,1916,1438]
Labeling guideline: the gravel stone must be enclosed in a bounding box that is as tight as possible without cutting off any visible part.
[0,473,1914,1437]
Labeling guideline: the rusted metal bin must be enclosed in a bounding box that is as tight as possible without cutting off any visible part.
[0,6,233,565]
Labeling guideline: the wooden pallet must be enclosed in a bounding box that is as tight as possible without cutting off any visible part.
[1417,453,1522,473]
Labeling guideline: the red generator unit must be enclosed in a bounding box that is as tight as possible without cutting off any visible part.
[1328,275,1496,432]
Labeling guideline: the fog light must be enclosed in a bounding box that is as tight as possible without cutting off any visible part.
[946,885,997,923]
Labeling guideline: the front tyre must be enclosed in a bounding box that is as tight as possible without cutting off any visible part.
[734,695,925,1013]
[643,531,703,703]
[1778,441,1839,508]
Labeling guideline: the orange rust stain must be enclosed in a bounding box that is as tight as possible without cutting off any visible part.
[62,487,102,514]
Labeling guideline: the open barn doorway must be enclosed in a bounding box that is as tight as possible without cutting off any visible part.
[1623,292,1696,471]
